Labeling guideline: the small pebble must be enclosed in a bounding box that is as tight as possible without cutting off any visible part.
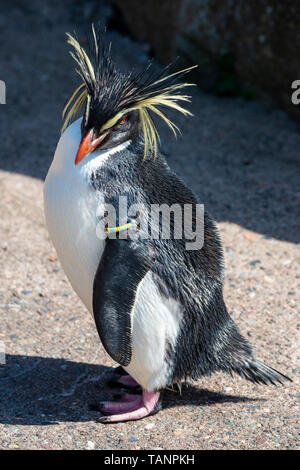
[250,259,261,267]
[87,441,95,450]
[145,423,155,430]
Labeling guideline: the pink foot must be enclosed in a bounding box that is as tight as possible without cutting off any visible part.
[98,390,161,423]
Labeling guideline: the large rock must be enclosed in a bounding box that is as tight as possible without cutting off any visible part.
[113,0,300,119]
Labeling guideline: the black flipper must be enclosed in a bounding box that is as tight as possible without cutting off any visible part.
[93,236,155,367]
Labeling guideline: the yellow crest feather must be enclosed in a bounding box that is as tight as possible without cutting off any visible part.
[100,83,195,159]
[62,26,197,158]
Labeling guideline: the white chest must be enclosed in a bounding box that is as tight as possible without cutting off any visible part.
[44,173,103,313]
[44,119,107,312]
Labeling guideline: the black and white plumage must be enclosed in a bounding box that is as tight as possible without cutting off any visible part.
[44,27,291,423]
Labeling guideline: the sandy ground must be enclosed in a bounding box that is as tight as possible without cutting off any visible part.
[0,1,299,450]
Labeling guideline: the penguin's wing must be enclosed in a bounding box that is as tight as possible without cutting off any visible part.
[93,237,155,366]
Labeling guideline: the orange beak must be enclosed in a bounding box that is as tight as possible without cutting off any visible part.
[75,128,110,165]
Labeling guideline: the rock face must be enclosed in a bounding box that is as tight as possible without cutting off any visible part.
[112,0,181,62]
[113,0,300,119]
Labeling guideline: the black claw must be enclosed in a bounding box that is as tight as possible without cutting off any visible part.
[89,402,99,411]
[97,415,110,423]
[89,399,109,411]
[112,393,123,400]
[89,402,106,412]
[107,379,124,389]
[125,386,142,395]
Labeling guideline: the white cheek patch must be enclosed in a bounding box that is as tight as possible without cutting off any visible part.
[80,139,132,176]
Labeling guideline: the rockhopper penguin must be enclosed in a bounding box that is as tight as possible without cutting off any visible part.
[44,27,291,423]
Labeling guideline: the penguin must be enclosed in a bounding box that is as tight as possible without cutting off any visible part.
[44,27,291,423]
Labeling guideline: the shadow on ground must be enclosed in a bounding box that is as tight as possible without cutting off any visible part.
[0,354,260,426]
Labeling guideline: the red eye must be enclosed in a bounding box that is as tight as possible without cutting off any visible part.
[120,116,127,124]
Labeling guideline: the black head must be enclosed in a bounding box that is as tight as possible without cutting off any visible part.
[62,26,197,165]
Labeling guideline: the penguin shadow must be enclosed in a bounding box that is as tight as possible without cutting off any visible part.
[162,382,263,411]
[0,354,262,426]
[0,354,111,426]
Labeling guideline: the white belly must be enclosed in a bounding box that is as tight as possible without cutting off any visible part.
[125,272,182,390]
[44,118,106,312]
[44,118,182,390]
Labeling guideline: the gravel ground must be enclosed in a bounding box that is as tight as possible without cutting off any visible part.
[0,1,299,450]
